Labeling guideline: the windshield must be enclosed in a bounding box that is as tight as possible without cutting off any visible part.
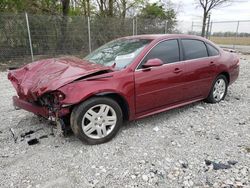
[84,38,152,69]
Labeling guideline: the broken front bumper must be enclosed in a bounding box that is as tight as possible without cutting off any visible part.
[12,96,70,118]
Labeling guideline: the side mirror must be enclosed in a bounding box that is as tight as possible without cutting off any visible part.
[142,58,163,68]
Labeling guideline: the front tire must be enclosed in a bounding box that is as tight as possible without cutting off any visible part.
[70,97,123,145]
[206,75,228,103]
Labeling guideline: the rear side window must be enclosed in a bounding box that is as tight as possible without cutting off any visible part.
[206,43,219,56]
[142,39,180,65]
[182,39,208,60]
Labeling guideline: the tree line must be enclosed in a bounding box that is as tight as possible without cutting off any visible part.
[0,0,177,21]
[0,0,241,62]
[0,0,179,61]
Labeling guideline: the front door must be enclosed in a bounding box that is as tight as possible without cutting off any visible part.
[134,39,186,114]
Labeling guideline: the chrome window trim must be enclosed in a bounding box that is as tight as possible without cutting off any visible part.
[135,60,182,72]
[135,38,221,72]
[135,56,218,72]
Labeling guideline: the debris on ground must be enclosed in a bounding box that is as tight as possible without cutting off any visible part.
[205,160,234,170]
[21,130,35,138]
[212,162,231,170]
[39,135,48,139]
[227,160,238,165]
[9,128,17,143]
[181,162,188,169]
[234,97,240,100]
[1,155,9,158]
[20,128,43,138]
[27,138,39,145]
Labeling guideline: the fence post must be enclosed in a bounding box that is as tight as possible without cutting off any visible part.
[206,14,211,38]
[209,21,213,39]
[87,16,92,53]
[25,12,34,61]
[233,21,240,49]
[164,21,168,34]
[132,18,135,36]
[135,17,137,35]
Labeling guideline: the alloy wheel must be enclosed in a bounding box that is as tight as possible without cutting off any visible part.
[81,104,117,139]
[213,78,226,101]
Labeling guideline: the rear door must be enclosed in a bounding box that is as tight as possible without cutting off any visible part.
[180,39,218,100]
[134,39,186,113]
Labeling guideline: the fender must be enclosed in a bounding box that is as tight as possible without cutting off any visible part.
[58,72,136,120]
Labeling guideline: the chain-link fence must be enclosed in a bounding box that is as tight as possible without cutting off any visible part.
[0,13,172,67]
[0,13,250,69]
[189,20,250,53]
[209,20,250,53]
[0,13,91,65]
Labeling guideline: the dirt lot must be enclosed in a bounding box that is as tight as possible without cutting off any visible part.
[0,54,250,188]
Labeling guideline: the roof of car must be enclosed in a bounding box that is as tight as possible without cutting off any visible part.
[121,34,205,41]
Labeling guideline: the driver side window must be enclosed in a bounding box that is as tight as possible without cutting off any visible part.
[139,39,180,69]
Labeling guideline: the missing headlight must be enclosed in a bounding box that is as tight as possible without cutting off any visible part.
[38,91,65,107]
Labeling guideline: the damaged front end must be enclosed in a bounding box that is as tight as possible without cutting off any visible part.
[38,91,71,134]
[37,91,70,118]
[13,90,70,119]
[8,56,114,134]
[38,91,67,118]
[13,91,71,135]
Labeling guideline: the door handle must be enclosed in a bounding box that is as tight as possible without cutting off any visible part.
[173,68,182,73]
[210,61,215,66]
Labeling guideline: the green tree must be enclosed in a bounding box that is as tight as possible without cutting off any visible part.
[0,0,65,15]
[139,2,177,21]
[115,0,144,18]
[139,3,167,19]
[138,2,177,32]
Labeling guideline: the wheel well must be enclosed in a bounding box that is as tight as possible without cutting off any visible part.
[95,93,129,121]
[220,72,230,83]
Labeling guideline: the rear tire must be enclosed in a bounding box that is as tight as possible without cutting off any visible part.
[206,75,228,103]
[70,97,123,145]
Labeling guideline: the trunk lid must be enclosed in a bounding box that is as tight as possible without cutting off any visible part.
[8,56,112,100]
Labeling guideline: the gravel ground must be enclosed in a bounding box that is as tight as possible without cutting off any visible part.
[0,54,250,188]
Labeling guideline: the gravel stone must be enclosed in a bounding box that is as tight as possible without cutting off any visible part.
[131,175,136,179]
[0,54,249,187]
[142,174,148,182]
[153,126,159,132]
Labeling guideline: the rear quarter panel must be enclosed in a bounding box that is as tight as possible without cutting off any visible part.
[217,51,239,85]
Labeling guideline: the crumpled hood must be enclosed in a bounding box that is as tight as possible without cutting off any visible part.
[8,56,112,100]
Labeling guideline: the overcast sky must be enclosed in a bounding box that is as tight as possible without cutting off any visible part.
[161,0,250,33]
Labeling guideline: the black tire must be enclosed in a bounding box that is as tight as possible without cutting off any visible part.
[70,97,123,145]
[205,74,228,103]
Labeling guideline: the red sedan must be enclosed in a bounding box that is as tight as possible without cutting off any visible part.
[8,34,240,144]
